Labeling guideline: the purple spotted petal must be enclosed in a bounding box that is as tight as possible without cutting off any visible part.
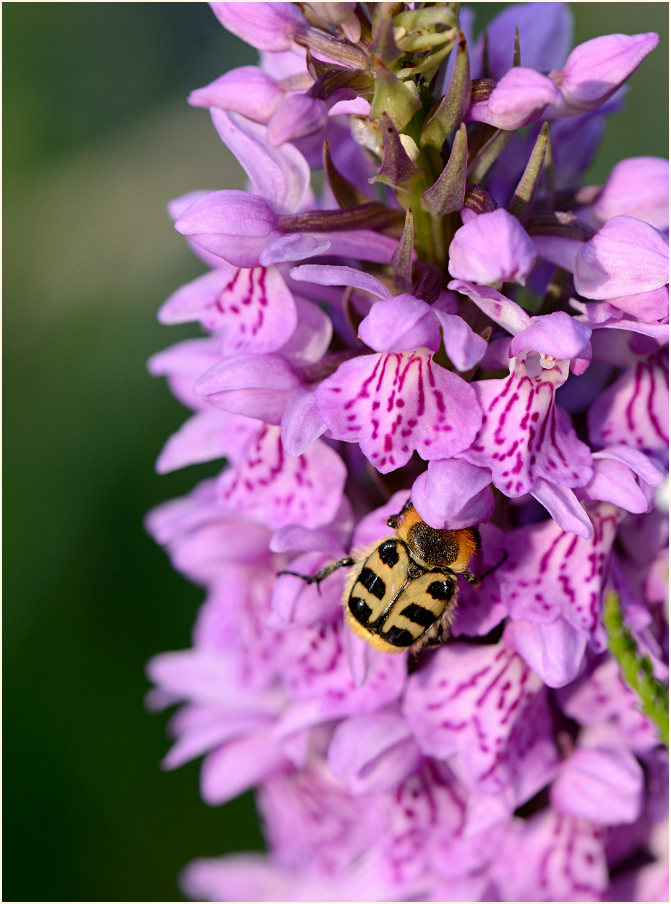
[551,747,644,826]
[459,357,593,499]
[574,216,669,300]
[210,109,310,213]
[450,524,508,638]
[217,425,346,529]
[175,190,277,268]
[500,503,623,652]
[588,351,669,452]
[412,459,494,530]
[402,642,544,791]
[490,811,608,902]
[448,279,532,335]
[594,157,669,230]
[188,66,284,122]
[195,354,301,424]
[275,622,407,735]
[316,350,482,473]
[209,2,304,52]
[448,209,537,285]
[159,265,298,355]
[358,295,441,353]
[328,709,423,795]
[556,658,661,754]
[503,616,587,688]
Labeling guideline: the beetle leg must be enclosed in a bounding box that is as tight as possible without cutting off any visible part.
[467,550,509,585]
[277,557,356,596]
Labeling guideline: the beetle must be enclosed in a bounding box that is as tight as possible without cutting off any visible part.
[278,499,501,654]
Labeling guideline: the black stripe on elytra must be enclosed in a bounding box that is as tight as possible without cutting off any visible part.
[380,625,414,647]
[348,596,372,624]
[378,539,399,567]
[427,579,454,601]
[400,602,437,628]
[357,567,386,600]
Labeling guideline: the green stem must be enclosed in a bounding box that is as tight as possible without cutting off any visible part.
[603,591,669,748]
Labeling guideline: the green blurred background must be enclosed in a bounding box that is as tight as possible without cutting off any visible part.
[3,3,668,901]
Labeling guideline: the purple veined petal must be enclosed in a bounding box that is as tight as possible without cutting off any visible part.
[530,479,594,539]
[532,233,583,273]
[601,286,669,324]
[195,353,302,425]
[490,810,608,902]
[411,459,494,530]
[155,407,260,473]
[210,109,310,213]
[402,641,544,790]
[209,2,305,51]
[556,657,661,753]
[260,230,332,265]
[200,731,290,805]
[280,385,327,457]
[448,279,532,335]
[574,215,669,300]
[175,190,278,268]
[551,747,644,826]
[430,307,488,371]
[358,295,441,353]
[188,66,285,123]
[160,265,299,355]
[268,92,329,146]
[448,209,537,285]
[148,337,223,410]
[500,502,623,650]
[316,350,482,474]
[471,2,574,80]
[257,767,381,881]
[588,350,669,452]
[503,616,587,688]
[473,67,562,130]
[276,622,407,733]
[217,424,346,530]
[459,357,593,501]
[289,263,390,298]
[594,157,669,231]
[552,32,660,113]
[328,709,423,796]
[509,310,592,362]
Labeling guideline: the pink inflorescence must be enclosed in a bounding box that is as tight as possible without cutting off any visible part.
[147,3,669,901]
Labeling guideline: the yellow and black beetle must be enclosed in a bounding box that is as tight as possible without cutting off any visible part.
[279,499,501,654]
